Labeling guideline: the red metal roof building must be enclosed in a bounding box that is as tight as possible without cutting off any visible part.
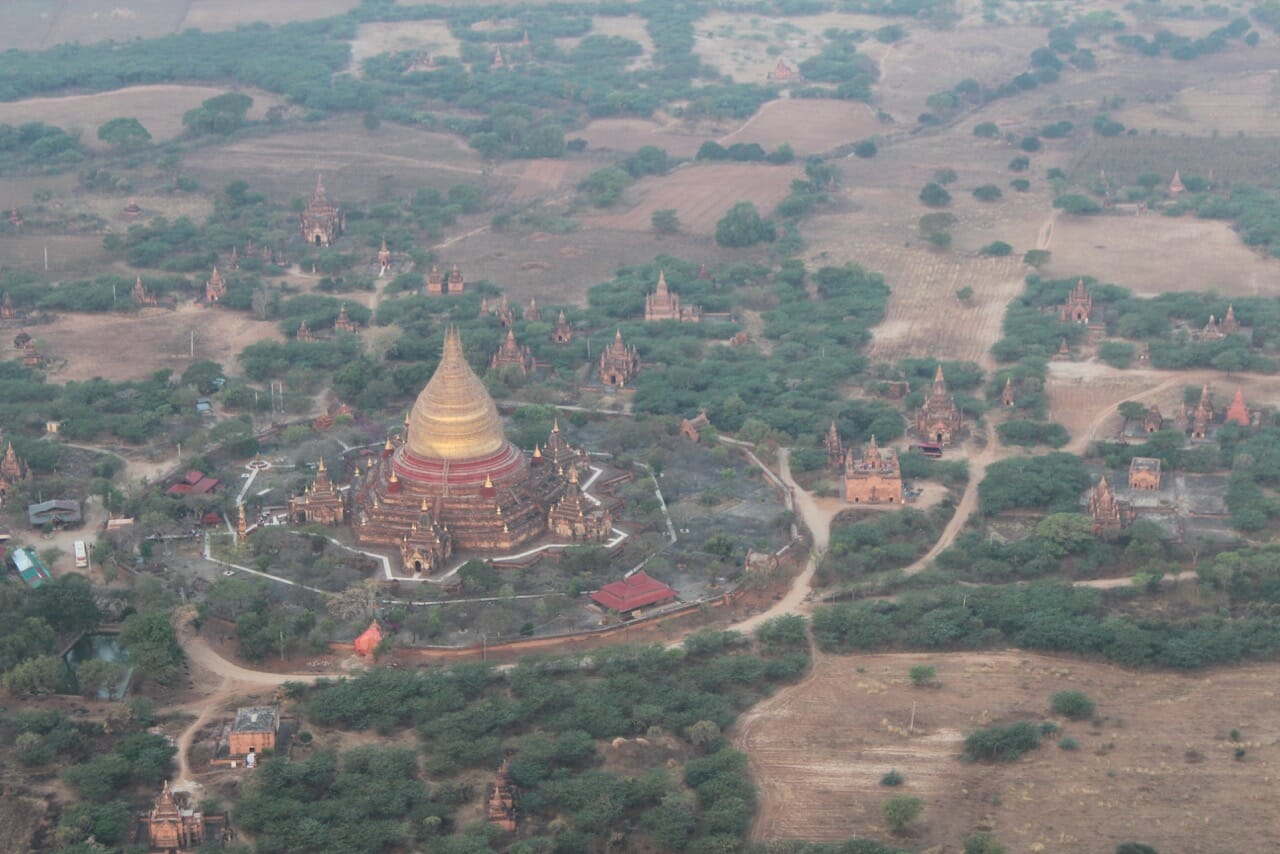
[589,571,677,613]
[166,471,222,496]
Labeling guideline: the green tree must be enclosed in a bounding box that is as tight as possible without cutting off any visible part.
[715,202,776,248]
[1023,249,1051,268]
[973,184,1003,202]
[909,664,937,686]
[919,182,951,207]
[965,834,1007,854]
[979,241,1013,256]
[651,208,680,234]
[27,573,100,634]
[853,139,878,158]
[4,655,65,695]
[882,795,923,834]
[76,659,126,698]
[974,122,1000,138]
[119,611,183,685]
[1034,513,1096,555]
[96,117,151,149]
[1054,194,1102,215]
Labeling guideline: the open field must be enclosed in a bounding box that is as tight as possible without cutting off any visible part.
[859,248,1025,367]
[176,120,490,203]
[1043,215,1280,298]
[11,302,284,383]
[556,15,654,68]
[719,99,883,156]
[350,20,460,73]
[577,118,714,158]
[737,649,1280,852]
[1121,71,1280,137]
[583,162,801,235]
[0,0,362,49]
[0,86,283,147]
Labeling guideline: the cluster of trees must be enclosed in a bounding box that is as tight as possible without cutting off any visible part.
[978,452,1092,515]
[0,121,83,170]
[1114,17,1254,60]
[0,574,100,696]
[57,728,176,847]
[284,624,807,849]
[819,506,951,584]
[811,581,1280,668]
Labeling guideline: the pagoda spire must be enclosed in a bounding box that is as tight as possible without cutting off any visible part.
[932,364,947,397]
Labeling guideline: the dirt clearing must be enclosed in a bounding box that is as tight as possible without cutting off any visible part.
[737,649,1280,852]
[578,118,713,158]
[15,302,284,383]
[349,20,460,73]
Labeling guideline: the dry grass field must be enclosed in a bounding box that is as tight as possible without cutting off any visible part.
[719,99,883,155]
[577,118,715,158]
[11,302,284,383]
[1043,215,1280,298]
[0,86,283,147]
[0,0,361,50]
[737,649,1280,852]
[583,162,801,235]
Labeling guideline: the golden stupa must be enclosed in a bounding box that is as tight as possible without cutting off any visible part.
[405,327,505,460]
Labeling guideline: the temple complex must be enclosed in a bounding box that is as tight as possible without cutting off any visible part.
[1189,385,1214,439]
[133,276,158,306]
[1059,279,1093,323]
[598,329,640,386]
[289,458,345,525]
[426,264,466,295]
[524,297,541,322]
[843,435,902,504]
[1201,305,1241,340]
[1225,388,1251,427]
[544,419,591,477]
[485,760,518,832]
[1169,169,1186,194]
[645,271,701,323]
[300,175,343,246]
[142,781,207,852]
[1087,474,1131,534]
[345,329,587,574]
[1222,304,1240,334]
[333,303,361,335]
[205,267,226,303]
[1128,458,1162,491]
[296,321,317,342]
[489,329,536,376]
[21,341,42,369]
[914,365,964,445]
[551,310,574,344]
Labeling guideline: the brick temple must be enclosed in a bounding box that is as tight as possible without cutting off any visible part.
[300,174,343,247]
[914,365,964,445]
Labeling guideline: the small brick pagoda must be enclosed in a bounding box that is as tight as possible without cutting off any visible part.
[551,309,574,343]
[1060,279,1093,323]
[142,781,206,851]
[300,174,343,247]
[205,267,226,303]
[348,328,586,574]
[1087,474,1131,534]
[489,329,535,376]
[289,458,345,525]
[914,365,964,445]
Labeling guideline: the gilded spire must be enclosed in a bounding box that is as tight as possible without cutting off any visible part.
[404,327,506,461]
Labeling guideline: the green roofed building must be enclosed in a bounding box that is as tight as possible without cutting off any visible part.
[11,546,51,588]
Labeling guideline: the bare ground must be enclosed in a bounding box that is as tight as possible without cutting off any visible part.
[737,647,1280,852]
[11,302,284,383]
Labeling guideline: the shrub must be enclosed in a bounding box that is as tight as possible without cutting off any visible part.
[883,795,923,834]
[854,139,878,158]
[909,665,937,686]
[979,241,1013,257]
[1116,845,1159,854]
[974,121,1000,138]
[1058,736,1079,750]
[1050,690,1096,720]
[1011,178,1031,192]
[965,834,1007,854]
[973,184,1003,202]
[880,769,904,786]
[964,722,1041,761]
